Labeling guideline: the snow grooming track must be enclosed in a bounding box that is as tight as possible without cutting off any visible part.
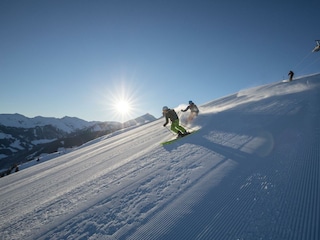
[0,122,168,240]
[128,75,320,240]
[0,74,320,240]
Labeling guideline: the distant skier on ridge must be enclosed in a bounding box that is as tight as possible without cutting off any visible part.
[162,106,188,138]
[288,70,294,82]
[181,100,199,123]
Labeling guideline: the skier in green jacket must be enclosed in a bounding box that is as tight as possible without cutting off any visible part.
[162,106,188,137]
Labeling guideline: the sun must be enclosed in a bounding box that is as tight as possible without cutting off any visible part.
[95,75,143,122]
[115,100,132,114]
[103,80,141,122]
[111,95,136,122]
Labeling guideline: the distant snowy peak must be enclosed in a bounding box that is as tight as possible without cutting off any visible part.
[0,113,157,134]
[123,113,157,127]
[0,114,96,133]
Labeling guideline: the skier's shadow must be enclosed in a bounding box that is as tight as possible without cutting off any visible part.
[162,134,260,164]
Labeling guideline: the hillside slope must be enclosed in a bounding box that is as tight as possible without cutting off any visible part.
[0,74,319,240]
[0,114,156,170]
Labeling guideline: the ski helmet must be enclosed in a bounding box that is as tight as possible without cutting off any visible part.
[162,106,169,111]
[189,100,193,104]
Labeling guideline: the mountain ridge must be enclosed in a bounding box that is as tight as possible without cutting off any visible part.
[0,113,157,170]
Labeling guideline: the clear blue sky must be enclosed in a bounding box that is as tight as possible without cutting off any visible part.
[1,0,319,122]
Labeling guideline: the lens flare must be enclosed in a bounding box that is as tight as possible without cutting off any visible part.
[93,73,144,122]
[116,100,132,114]
[106,79,141,122]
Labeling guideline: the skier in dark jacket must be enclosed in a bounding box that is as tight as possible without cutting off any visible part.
[163,106,187,137]
[181,100,199,123]
[288,71,294,82]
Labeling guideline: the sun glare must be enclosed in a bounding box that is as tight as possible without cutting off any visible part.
[102,80,141,122]
[116,100,132,114]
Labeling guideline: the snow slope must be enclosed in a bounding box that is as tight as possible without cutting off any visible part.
[1,74,320,240]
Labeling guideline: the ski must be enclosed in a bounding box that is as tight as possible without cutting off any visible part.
[161,130,199,145]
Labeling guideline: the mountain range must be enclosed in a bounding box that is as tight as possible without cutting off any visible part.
[0,113,156,170]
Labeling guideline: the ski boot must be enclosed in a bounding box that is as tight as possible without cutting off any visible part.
[177,131,184,138]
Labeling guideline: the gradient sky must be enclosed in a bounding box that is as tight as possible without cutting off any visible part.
[1,0,319,122]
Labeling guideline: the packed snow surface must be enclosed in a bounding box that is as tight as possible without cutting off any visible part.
[1,74,320,240]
